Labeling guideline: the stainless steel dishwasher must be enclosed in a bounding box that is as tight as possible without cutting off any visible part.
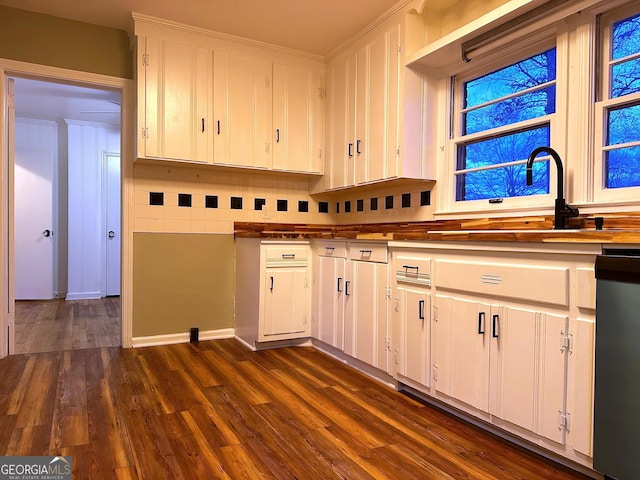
[593,250,640,480]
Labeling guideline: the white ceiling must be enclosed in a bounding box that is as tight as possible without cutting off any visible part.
[0,0,403,57]
[13,77,121,126]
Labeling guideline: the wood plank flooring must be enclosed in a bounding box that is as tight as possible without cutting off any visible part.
[14,298,121,354]
[0,339,592,479]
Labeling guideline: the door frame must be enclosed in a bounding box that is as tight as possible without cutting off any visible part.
[0,59,134,357]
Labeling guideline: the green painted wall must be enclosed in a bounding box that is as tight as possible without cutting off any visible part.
[133,233,235,338]
[0,6,133,79]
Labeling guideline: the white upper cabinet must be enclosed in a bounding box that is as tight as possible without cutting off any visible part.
[319,18,420,192]
[140,36,211,163]
[134,16,325,174]
[272,64,324,174]
[213,52,271,169]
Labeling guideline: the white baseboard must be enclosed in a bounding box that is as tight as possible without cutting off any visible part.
[66,292,102,300]
[132,328,235,348]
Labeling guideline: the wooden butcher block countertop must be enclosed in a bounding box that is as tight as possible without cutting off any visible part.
[234,212,640,243]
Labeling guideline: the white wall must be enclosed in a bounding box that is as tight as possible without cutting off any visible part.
[66,119,119,300]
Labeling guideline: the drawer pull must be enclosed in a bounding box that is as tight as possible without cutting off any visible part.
[359,249,372,254]
[492,314,500,338]
[281,253,296,259]
[478,312,485,335]
[324,246,335,252]
[403,265,419,271]
[418,300,425,320]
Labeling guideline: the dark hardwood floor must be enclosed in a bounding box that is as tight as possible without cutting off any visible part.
[0,339,591,479]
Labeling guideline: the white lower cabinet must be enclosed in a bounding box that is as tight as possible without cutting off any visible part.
[388,242,600,469]
[434,296,566,444]
[313,241,347,349]
[235,239,311,349]
[393,254,432,388]
[343,242,390,372]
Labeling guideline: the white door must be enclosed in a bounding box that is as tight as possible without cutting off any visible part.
[105,153,120,296]
[14,119,56,300]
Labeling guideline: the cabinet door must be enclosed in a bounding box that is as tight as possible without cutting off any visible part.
[434,296,491,412]
[263,269,307,336]
[326,54,355,189]
[344,260,388,368]
[273,64,324,173]
[537,312,568,444]
[143,37,210,162]
[316,255,346,349]
[213,52,271,168]
[397,286,430,387]
[353,26,400,184]
[490,306,538,432]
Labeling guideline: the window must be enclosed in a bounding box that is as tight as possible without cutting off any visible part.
[452,47,557,205]
[596,9,640,198]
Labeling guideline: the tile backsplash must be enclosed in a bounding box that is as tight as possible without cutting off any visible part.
[134,163,436,233]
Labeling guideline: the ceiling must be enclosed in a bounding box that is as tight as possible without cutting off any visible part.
[12,77,121,126]
[0,0,404,57]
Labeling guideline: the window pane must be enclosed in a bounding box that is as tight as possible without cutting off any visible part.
[608,103,640,145]
[456,125,550,201]
[611,58,640,98]
[464,85,555,135]
[464,48,556,109]
[612,14,640,60]
[606,146,640,188]
[458,125,550,170]
[455,162,549,201]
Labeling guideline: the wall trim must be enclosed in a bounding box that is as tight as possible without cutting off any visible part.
[66,292,102,301]
[132,328,235,348]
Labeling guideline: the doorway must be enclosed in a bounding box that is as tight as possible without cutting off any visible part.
[11,76,122,354]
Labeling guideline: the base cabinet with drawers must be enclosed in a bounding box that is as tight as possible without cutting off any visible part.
[343,242,390,372]
[392,252,432,388]
[389,242,600,469]
[313,241,347,350]
[235,239,311,349]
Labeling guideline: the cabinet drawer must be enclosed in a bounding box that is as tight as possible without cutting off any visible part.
[395,255,431,287]
[316,241,347,258]
[435,259,569,307]
[264,245,308,267]
[348,242,388,263]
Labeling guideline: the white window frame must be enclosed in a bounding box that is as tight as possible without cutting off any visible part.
[593,4,640,204]
[441,30,567,216]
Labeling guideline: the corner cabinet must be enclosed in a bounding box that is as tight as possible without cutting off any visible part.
[235,239,311,349]
[134,16,325,174]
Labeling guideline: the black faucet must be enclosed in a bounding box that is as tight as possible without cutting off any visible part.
[526,146,579,229]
